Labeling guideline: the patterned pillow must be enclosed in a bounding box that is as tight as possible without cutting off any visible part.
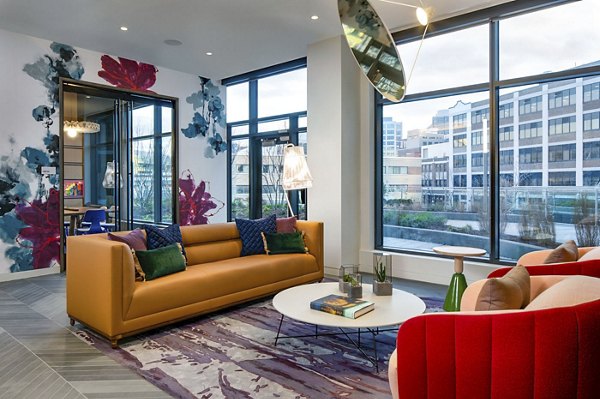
[235,214,276,256]
[143,224,186,258]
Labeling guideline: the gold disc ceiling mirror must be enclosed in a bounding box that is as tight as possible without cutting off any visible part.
[338,0,429,102]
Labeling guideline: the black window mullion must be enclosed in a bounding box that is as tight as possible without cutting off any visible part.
[248,79,261,219]
[153,105,162,223]
[489,19,500,262]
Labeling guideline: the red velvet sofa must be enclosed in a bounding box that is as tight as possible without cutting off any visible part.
[389,259,600,399]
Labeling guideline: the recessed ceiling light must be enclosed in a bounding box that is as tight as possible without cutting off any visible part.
[120,26,128,31]
[311,15,319,20]
[206,52,213,56]
[164,39,183,46]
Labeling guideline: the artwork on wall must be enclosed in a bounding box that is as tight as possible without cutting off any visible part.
[181,77,227,158]
[179,170,224,225]
[98,55,158,92]
[0,31,227,275]
[64,180,84,198]
[0,42,84,272]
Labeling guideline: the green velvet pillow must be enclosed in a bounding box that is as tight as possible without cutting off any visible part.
[133,243,186,281]
[261,231,308,255]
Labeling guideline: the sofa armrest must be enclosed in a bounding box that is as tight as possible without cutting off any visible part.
[489,258,600,279]
[297,220,324,276]
[394,300,600,399]
[66,235,136,337]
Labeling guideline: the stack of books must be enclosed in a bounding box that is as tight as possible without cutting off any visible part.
[310,294,374,319]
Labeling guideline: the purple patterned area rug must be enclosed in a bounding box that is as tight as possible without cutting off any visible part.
[75,296,443,399]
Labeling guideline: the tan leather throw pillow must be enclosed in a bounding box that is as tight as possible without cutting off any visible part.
[544,240,578,264]
[475,265,531,311]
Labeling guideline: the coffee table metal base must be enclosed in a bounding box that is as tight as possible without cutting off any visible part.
[274,314,396,372]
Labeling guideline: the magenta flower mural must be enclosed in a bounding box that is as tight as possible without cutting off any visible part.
[98,55,157,92]
[179,171,224,225]
[14,189,61,269]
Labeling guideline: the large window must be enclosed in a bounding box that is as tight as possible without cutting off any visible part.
[225,60,308,220]
[377,0,600,262]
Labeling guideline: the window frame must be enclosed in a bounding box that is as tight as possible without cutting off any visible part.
[223,58,308,221]
[374,0,600,263]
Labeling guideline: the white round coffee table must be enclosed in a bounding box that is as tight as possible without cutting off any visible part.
[272,282,426,371]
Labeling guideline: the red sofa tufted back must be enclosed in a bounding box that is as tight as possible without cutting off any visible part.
[395,298,600,399]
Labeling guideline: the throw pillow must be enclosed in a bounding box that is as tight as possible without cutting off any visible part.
[107,229,147,251]
[261,231,308,255]
[235,214,277,256]
[132,243,186,281]
[143,224,186,258]
[276,216,297,233]
[544,240,578,264]
[525,275,600,310]
[578,247,600,262]
[475,265,531,311]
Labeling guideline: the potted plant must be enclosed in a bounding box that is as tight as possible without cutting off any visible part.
[373,252,393,296]
[343,273,363,299]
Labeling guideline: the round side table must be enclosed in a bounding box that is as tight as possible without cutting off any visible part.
[433,246,486,312]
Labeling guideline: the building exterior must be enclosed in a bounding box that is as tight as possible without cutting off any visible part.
[400,75,600,209]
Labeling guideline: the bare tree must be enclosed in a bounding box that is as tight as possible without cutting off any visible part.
[574,194,600,247]
[261,144,287,217]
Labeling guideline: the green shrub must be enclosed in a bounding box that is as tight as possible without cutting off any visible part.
[386,212,447,229]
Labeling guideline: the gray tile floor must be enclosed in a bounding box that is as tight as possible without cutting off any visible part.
[0,273,446,399]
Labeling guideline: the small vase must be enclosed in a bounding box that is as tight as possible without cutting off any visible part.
[373,281,393,296]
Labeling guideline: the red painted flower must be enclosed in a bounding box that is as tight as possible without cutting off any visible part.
[15,188,60,269]
[98,55,157,92]
[179,172,223,225]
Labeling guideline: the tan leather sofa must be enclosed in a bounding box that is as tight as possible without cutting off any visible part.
[66,221,324,347]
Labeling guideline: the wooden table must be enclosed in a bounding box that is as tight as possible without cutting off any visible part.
[433,246,486,312]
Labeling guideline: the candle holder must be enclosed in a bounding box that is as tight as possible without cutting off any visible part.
[373,252,393,296]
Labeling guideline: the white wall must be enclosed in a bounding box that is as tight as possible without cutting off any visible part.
[307,36,363,272]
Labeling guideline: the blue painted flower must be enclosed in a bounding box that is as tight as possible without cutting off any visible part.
[207,133,227,158]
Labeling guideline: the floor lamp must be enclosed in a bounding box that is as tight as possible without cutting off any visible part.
[282,144,313,217]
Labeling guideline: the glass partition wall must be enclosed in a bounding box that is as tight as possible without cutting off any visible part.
[60,79,178,270]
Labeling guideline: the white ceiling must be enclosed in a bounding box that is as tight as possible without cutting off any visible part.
[0,0,512,81]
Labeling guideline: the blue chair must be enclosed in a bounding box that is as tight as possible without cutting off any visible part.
[75,209,108,235]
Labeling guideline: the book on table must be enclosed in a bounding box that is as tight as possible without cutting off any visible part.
[310,294,374,319]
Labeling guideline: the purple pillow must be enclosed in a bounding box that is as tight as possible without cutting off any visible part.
[108,229,147,251]
[276,216,297,233]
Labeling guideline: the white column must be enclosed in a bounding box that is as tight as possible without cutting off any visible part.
[307,36,363,271]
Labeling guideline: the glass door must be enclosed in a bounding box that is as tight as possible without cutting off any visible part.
[60,79,177,270]
[260,137,288,218]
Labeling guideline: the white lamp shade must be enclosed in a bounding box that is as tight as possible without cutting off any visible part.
[282,145,313,191]
[102,161,123,189]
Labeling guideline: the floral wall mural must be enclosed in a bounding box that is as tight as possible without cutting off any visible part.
[0,28,228,276]
[98,55,158,92]
[178,170,224,225]
[0,42,84,272]
[181,77,227,158]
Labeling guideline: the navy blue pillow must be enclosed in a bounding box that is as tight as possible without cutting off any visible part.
[235,214,276,256]
[143,224,186,258]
